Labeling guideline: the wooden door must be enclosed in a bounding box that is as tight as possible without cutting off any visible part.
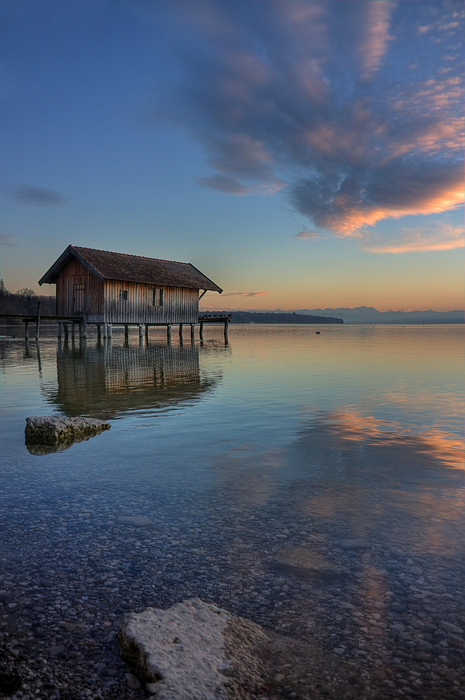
[73,283,85,315]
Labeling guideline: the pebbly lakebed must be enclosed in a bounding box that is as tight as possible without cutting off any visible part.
[0,324,464,699]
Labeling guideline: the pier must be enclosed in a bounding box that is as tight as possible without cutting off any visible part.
[0,311,231,344]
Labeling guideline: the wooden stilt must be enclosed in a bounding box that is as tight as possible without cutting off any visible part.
[167,324,171,342]
[97,324,102,341]
[24,320,29,339]
[80,321,87,339]
[107,324,112,339]
[224,319,229,345]
[139,324,144,341]
[190,324,195,342]
[64,323,69,341]
[124,325,129,343]
[58,322,63,339]
[179,324,183,343]
[35,301,41,340]
[37,344,42,375]
[199,322,204,341]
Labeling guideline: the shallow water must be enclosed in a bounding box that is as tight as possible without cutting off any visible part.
[0,324,464,696]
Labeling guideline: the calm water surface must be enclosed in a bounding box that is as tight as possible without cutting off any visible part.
[0,324,464,684]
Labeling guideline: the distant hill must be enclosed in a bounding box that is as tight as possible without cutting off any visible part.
[292,307,464,324]
[222,311,343,324]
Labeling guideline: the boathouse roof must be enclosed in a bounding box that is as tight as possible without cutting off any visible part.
[39,245,223,292]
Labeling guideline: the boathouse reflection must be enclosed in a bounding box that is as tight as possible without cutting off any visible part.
[46,341,221,419]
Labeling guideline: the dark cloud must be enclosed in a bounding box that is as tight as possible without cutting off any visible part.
[294,231,321,240]
[0,234,18,247]
[148,0,464,242]
[195,174,250,195]
[9,185,67,207]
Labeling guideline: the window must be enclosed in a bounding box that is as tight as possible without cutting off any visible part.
[119,290,128,301]
[152,288,163,307]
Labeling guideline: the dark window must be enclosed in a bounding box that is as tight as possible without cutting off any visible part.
[152,288,163,307]
[119,290,128,301]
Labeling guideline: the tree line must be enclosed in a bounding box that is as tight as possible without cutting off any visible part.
[224,311,343,324]
[0,280,56,316]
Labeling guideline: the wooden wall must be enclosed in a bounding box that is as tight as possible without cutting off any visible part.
[55,257,200,324]
[56,258,104,321]
[104,280,199,324]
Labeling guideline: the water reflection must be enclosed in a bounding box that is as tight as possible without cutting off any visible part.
[213,408,464,559]
[1,327,464,697]
[45,340,222,419]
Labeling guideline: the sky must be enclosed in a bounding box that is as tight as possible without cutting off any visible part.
[0,0,463,312]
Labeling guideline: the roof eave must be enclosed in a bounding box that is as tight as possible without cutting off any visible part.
[38,245,104,285]
[189,264,223,294]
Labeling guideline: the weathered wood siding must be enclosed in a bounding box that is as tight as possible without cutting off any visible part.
[55,259,200,323]
[56,258,104,321]
[103,280,199,324]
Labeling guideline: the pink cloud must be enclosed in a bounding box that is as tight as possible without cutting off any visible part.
[150,1,464,242]
[361,223,465,253]
[358,1,394,78]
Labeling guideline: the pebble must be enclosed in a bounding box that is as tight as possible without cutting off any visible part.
[338,538,371,550]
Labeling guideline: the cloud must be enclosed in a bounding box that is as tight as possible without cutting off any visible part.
[8,185,67,207]
[196,174,250,195]
[361,223,465,253]
[221,291,270,298]
[0,233,18,247]
[147,0,464,239]
[293,231,321,240]
[196,174,284,196]
[358,0,394,78]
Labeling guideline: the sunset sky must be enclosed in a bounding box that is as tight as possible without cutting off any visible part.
[1,0,463,312]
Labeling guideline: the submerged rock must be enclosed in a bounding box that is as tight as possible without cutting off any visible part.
[116,515,153,527]
[118,598,266,700]
[25,415,110,452]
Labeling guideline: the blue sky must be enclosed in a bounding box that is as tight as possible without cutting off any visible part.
[1,0,463,311]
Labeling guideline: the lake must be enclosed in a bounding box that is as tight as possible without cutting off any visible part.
[0,324,464,698]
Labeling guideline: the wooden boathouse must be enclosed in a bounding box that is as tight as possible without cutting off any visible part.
[38,245,225,341]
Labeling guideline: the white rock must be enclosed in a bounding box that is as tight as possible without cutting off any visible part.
[118,598,264,700]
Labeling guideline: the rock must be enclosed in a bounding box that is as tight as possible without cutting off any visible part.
[272,546,347,577]
[116,515,153,527]
[118,598,266,700]
[49,645,66,657]
[25,415,110,451]
[125,672,142,690]
[338,539,371,550]
[439,620,463,636]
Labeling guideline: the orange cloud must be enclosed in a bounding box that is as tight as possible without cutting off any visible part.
[302,407,465,470]
[358,0,394,77]
[361,223,465,253]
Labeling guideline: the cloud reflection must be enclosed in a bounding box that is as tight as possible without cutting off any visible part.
[213,406,464,557]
